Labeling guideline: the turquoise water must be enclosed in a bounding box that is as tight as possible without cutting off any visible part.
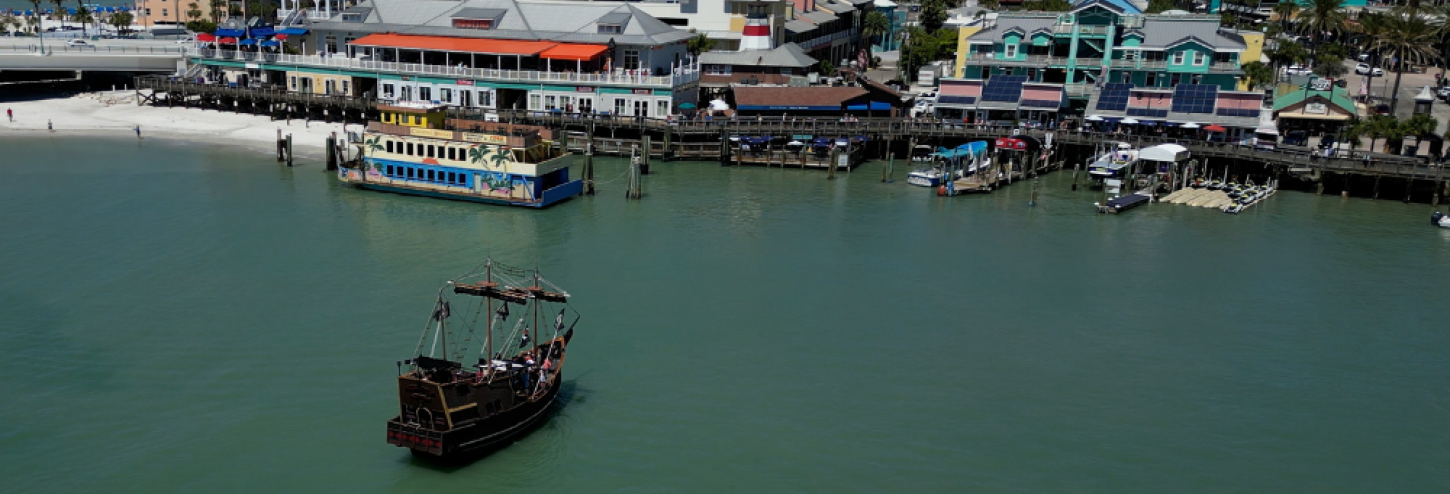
[1,136,1447,492]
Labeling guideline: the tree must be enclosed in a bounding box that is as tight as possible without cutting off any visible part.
[920,0,956,33]
[1369,13,1440,117]
[49,0,65,22]
[1241,61,1274,90]
[862,11,889,61]
[108,11,132,35]
[72,4,90,37]
[187,2,203,22]
[1272,1,1299,34]
[685,33,715,57]
[1021,0,1071,11]
[1296,0,1347,44]
[210,0,225,23]
[1312,54,1347,79]
[1402,113,1439,150]
[817,59,837,77]
[27,0,43,34]
[1267,40,1307,82]
[1145,0,1175,14]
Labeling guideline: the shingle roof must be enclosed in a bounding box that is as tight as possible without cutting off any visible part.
[699,43,817,68]
[1273,86,1355,113]
[734,86,868,107]
[964,16,1057,43]
[311,0,691,46]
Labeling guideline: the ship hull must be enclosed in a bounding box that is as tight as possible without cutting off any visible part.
[352,181,582,208]
[387,371,562,461]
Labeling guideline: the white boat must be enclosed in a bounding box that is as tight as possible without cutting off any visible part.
[1087,142,1138,186]
[907,142,990,188]
[1434,212,1450,228]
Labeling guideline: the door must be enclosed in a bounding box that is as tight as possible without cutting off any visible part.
[614,98,626,116]
[578,97,593,114]
[299,77,313,93]
[633,100,647,118]
[400,85,412,101]
[324,80,335,95]
[460,90,472,107]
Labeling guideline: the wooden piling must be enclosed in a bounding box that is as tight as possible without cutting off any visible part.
[276,129,285,162]
[827,147,838,180]
[641,135,651,175]
[286,134,294,167]
[1373,175,1381,200]
[584,120,596,195]
[882,152,895,183]
[326,132,338,171]
[1071,163,1080,191]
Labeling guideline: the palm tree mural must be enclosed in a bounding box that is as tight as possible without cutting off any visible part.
[469,145,511,194]
[363,136,384,178]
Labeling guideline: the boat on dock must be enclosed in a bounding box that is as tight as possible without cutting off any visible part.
[1086,142,1138,192]
[1095,192,1152,213]
[340,103,581,208]
[387,259,577,462]
[907,141,989,187]
[1434,212,1450,228]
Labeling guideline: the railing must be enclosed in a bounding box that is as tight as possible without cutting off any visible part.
[192,48,700,87]
[798,28,858,50]
[962,53,1101,67]
[1052,24,1111,36]
[1110,59,1240,72]
[276,8,335,21]
[0,44,187,55]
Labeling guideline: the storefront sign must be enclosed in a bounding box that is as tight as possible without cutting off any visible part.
[576,86,595,93]
[462,133,509,145]
[1304,102,1328,114]
[456,80,474,86]
[245,63,259,69]
[409,127,454,139]
[1309,77,1331,91]
[631,89,651,95]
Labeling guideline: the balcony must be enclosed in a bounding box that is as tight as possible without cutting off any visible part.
[192,48,700,88]
[1109,58,1240,73]
[1051,24,1112,36]
[962,53,1101,67]
[797,28,857,50]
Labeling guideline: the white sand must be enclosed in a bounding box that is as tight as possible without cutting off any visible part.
[0,91,360,157]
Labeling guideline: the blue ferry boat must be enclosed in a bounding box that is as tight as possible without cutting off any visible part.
[339,103,581,207]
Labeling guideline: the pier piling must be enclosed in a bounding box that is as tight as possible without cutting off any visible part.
[326,132,338,171]
[286,134,294,167]
[276,129,285,163]
[827,148,838,180]
[641,135,652,175]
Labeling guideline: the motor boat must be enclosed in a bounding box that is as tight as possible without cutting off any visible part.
[1434,211,1450,228]
[907,142,990,188]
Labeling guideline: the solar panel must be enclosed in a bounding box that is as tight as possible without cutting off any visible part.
[1021,99,1061,109]
[938,95,977,105]
[1094,83,1133,111]
[1170,84,1220,114]
[1126,108,1169,118]
[981,75,1028,103]
[1215,108,1258,118]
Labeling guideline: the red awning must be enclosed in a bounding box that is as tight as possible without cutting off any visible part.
[196,33,216,42]
[273,34,288,40]
[351,33,556,56]
[539,44,608,61]
[218,37,238,44]
[1204,124,1227,132]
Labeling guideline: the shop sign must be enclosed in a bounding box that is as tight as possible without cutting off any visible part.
[1305,102,1328,114]
[456,80,474,86]
[410,128,454,139]
[576,87,595,92]
[462,133,509,145]
[631,89,651,95]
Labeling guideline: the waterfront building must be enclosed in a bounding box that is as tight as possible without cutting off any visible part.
[784,0,873,67]
[938,0,1266,128]
[192,0,701,119]
[699,43,818,100]
[869,0,905,53]
[1271,81,1358,134]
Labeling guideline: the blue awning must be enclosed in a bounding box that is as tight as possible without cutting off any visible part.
[738,105,839,111]
[249,26,275,37]
[845,101,893,111]
[260,40,280,47]
[215,29,245,37]
[239,39,258,46]
[277,28,309,35]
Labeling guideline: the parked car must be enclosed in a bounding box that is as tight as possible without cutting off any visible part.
[1282,130,1309,147]
[1437,86,1450,101]
[1374,103,1391,115]
[1357,52,1372,62]
[1285,65,1311,76]
[65,39,88,46]
[1355,63,1384,76]
[1319,135,1337,150]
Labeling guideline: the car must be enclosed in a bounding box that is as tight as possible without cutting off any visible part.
[1319,136,1337,150]
[920,91,937,99]
[1374,104,1391,115]
[1355,63,1384,76]
[1437,86,1450,100]
[65,39,89,46]
[1282,130,1309,147]
[1285,65,1311,76]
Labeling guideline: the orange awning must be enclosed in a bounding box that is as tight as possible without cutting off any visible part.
[538,44,608,61]
[351,33,557,56]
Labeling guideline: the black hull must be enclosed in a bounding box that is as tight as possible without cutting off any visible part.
[387,374,561,462]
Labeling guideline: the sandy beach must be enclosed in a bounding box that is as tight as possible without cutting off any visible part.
[0,91,359,157]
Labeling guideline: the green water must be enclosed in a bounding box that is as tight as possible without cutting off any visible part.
[1,137,1447,493]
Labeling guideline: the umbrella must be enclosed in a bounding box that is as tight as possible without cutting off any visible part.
[260,40,280,47]
[1085,115,1105,121]
[678,102,696,110]
[786,140,804,146]
[239,39,258,46]
[105,6,114,12]
[273,34,288,40]
[1181,122,1201,129]
[1120,118,1140,124]
[218,37,238,44]
[1140,121,1157,126]
[709,99,730,111]
[196,33,216,42]
[1204,124,1227,132]
[1159,122,1178,127]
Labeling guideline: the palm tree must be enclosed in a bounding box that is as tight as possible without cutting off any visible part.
[685,33,715,57]
[1370,14,1440,117]
[108,11,132,35]
[1272,1,1298,34]
[862,11,889,64]
[1267,40,1307,83]
[49,0,65,23]
[1296,0,1347,59]
[72,3,90,37]
[1241,61,1274,90]
[1403,113,1439,151]
[363,136,383,175]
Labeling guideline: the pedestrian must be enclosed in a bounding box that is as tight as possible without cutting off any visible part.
[134,125,142,139]
[47,119,52,132]
[6,108,11,122]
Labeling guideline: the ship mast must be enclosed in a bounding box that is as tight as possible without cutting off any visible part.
[484,260,493,368]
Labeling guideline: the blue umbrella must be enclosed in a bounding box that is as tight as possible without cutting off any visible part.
[260,40,280,47]
[67,8,75,15]
[105,6,114,12]
[239,39,258,45]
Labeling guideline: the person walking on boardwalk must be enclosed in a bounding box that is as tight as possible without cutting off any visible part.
[135,125,142,139]
[47,120,52,132]
[6,108,12,122]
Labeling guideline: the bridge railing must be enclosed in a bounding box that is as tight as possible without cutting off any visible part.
[0,44,187,55]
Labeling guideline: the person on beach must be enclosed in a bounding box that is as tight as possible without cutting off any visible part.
[6,108,11,122]
[47,120,52,132]
[135,125,142,139]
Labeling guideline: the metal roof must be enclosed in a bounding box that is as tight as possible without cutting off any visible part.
[798,10,839,24]
[1134,18,1246,50]
[785,19,818,33]
[699,43,817,68]
[452,8,506,19]
[310,0,691,46]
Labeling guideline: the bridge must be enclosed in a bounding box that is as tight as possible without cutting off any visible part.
[0,39,186,74]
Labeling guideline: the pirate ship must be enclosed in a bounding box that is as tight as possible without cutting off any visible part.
[386,259,576,460]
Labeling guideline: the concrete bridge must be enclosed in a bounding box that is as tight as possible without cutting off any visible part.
[0,39,186,75]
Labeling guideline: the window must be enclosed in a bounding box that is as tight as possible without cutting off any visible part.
[448,148,456,161]
[1004,43,1018,58]
[529,93,542,110]
[1172,51,1185,65]
[544,95,557,110]
[342,13,364,22]
[419,87,432,102]
[427,145,435,158]
[407,143,414,155]
[656,99,668,117]
[1191,74,1202,84]
[1170,73,1181,86]
[1193,51,1206,66]
[1123,50,1138,61]
[162,9,168,17]
[1145,72,1157,86]
[705,64,731,76]
[1120,72,1130,84]
[342,81,350,95]
[324,35,338,53]
[598,24,622,34]
[623,49,640,70]
[479,90,493,107]
[453,18,493,29]
[781,67,792,76]
[407,167,415,178]
[441,88,452,103]
[614,98,626,115]
[386,141,394,153]
[289,76,297,90]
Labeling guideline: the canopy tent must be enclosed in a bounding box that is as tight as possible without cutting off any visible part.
[1181,122,1201,129]
[709,99,730,111]
[1120,117,1140,124]
[214,29,245,37]
[1139,144,1190,163]
[273,34,288,40]
[260,40,280,47]
[1203,124,1227,132]
[249,26,275,37]
[218,37,238,44]
[239,39,258,46]
[933,141,988,160]
[538,44,608,61]
[1085,115,1105,121]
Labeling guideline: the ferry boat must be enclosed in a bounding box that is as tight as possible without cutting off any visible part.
[387,259,576,461]
[340,103,581,207]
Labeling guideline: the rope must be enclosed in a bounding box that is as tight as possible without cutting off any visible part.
[589,165,633,188]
